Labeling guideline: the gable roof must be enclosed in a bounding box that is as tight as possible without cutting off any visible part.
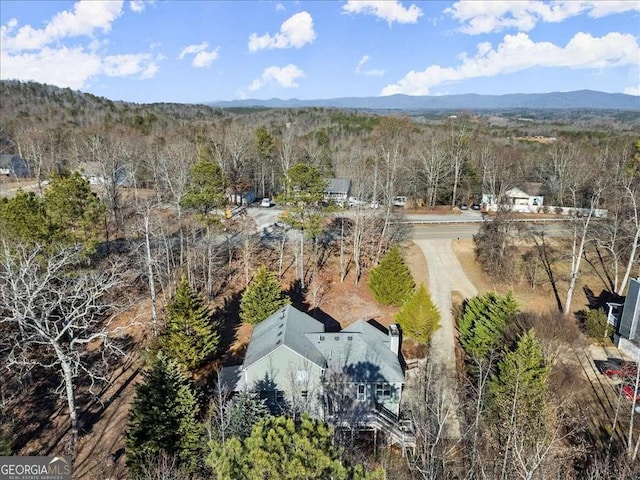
[242,305,326,369]
[505,187,530,199]
[305,320,404,384]
[324,178,351,195]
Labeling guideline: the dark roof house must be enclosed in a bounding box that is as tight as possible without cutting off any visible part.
[221,305,414,448]
[0,154,31,178]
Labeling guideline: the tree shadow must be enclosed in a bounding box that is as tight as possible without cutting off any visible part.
[582,286,623,311]
[310,307,341,333]
[211,291,245,363]
[286,279,307,311]
[254,373,290,415]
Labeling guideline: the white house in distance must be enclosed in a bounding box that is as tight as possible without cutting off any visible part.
[482,183,544,213]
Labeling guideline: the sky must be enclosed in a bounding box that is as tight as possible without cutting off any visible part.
[0,1,639,104]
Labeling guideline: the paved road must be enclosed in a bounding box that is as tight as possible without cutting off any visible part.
[410,222,569,240]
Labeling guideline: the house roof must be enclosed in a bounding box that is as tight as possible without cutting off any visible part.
[242,306,405,385]
[522,182,543,197]
[325,178,351,194]
[305,320,404,384]
[505,187,530,199]
[0,154,30,177]
[242,305,327,369]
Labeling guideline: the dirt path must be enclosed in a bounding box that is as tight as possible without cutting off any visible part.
[413,239,478,440]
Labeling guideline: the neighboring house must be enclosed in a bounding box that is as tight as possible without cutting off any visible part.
[324,178,351,205]
[482,184,544,213]
[76,162,132,187]
[227,188,255,206]
[0,154,31,178]
[221,305,412,444]
[607,278,640,359]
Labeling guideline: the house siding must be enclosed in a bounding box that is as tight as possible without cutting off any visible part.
[244,345,325,416]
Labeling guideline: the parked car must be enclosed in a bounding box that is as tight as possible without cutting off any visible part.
[621,383,640,402]
[348,196,365,207]
[604,361,638,381]
[460,203,469,210]
[260,198,271,208]
[370,201,380,209]
[471,203,481,210]
[392,196,407,207]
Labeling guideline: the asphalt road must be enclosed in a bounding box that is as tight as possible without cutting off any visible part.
[410,221,570,240]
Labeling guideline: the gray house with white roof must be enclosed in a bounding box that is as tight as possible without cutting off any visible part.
[222,305,406,423]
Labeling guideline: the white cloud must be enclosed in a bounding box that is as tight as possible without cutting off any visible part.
[342,1,423,25]
[1,1,124,51]
[445,1,640,35]
[355,55,385,76]
[249,64,305,91]
[381,31,640,95]
[275,3,286,12]
[0,46,159,89]
[129,1,155,13]
[356,55,370,73]
[248,11,316,52]
[103,53,158,77]
[624,85,640,96]
[0,1,160,89]
[178,42,219,68]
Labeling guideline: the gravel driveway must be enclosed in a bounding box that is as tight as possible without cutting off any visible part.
[413,238,478,440]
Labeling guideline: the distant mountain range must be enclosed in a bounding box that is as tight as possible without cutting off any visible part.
[211,90,639,110]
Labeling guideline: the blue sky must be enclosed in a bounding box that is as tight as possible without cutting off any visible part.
[1,1,638,103]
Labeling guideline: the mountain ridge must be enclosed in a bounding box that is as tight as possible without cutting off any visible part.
[210,90,639,110]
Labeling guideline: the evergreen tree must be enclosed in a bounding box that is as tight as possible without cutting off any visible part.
[223,391,269,440]
[487,329,548,439]
[160,276,218,371]
[368,246,415,306]
[240,266,289,325]
[395,283,441,344]
[207,414,384,480]
[457,291,518,364]
[44,172,106,251]
[126,353,203,476]
[0,191,51,244]
[181,161,227,216]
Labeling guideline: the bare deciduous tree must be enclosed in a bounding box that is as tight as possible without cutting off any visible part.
[0,242,128,455]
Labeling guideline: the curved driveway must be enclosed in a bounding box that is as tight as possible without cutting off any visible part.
[413,238,478,440]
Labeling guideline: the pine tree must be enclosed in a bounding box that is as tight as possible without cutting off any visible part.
[160,277,218,371]
[180,161,227,216]
[126,353,203,476]
[457,291,518,363]
[223,392,269,440]
[0,191,51,244]
[368,245,415,306]
[207,414,384,479]
[395,283,441,344]
[487,329,548,439]
[240,266,289,325]
[44,172,106,251]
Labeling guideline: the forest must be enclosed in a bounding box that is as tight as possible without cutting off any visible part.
[0,79,639,479]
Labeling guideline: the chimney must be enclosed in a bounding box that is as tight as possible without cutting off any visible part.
[388,324,400,356]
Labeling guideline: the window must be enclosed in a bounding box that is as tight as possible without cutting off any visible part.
[383,384,391,398]
[276,391,285,404]
[357,384,365,401]
[375,383,391,399]
[375,383,383,397]
[296,371,309,383]
[301,390,308,399]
